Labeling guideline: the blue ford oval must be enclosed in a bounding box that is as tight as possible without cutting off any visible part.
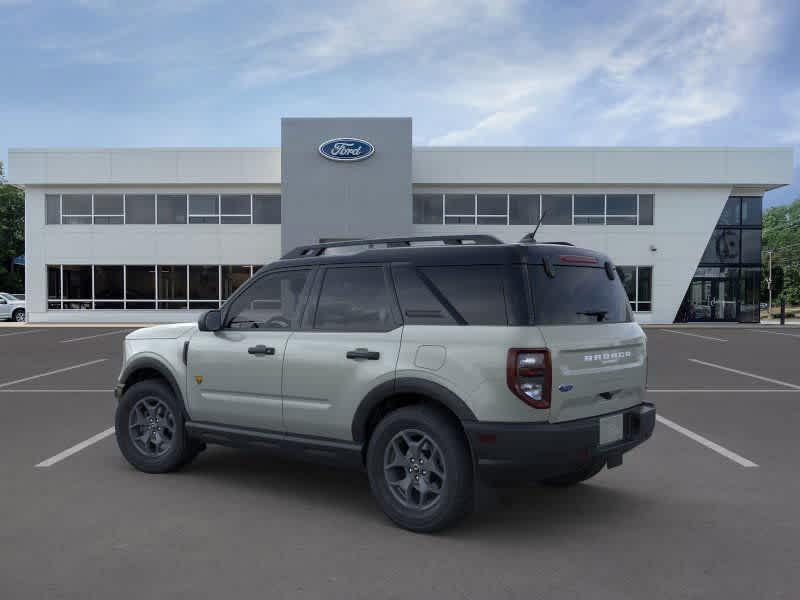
[318,138,375,162]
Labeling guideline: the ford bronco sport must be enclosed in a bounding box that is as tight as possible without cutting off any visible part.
[114,235,654,532]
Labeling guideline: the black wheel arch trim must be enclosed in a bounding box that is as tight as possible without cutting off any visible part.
[118,357,187,416]
[351,377,477,443]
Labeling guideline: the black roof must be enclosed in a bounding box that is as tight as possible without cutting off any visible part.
[265,235,612,271]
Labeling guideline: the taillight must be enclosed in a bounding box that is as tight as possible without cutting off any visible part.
[507,348,551,409]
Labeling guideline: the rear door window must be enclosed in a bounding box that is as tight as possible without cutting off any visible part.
[529,265,631,325]
[314,266,396,331]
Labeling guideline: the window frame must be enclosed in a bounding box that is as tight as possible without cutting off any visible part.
[617,265,653,313]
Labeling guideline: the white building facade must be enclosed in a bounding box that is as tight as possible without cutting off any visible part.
[8,118,794,325]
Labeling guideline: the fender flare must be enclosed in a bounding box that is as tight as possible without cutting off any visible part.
[351,377,477,443]
[119,356,187,416]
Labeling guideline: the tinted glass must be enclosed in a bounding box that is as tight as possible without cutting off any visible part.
[47,265,61,299]
[221,194,250,215]
[739,267,760,323]
[315,267,394,331]
[616,266,636,301]
[445,216,475,224]
[717,197,740,226]
[222,265,251,299]
[702,229,740,263]
[253,194,281,224]
[125,194,155,224]
[606,194,636,215]
[445,194,474,215]
[62,265,92,299]
[413,194,442,224]
[46,194,60,224]
[93,266,123,299]
[189,265,219,300]
[541,195,571,224]
[638,194,654,225]
[189,194,219,215]
[477,194,506,215]
[227,269,310,329]
[529,265,631,325]
[740,229,761,263]
[741,196,762,226]
[62,194,91,215]
[126,266,155,299]
[574,195,604,215]
[94,194,123,214]
[420,266,507,325]
[638,266,652,302]
[509,194,540,225]
[392,265,456,325]
[157,194,187,224]
[158,266,187,300]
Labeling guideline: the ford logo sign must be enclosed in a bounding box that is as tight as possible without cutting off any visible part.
[318,138,375,162]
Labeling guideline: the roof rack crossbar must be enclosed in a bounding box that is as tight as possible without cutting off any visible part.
[283,235,502,258]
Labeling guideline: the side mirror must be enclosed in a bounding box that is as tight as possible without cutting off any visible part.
[198,309,222,332]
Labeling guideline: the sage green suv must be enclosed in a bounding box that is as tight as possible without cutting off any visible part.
[114,235,654,532]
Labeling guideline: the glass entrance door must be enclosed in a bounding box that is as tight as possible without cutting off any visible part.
[683,277,738,321]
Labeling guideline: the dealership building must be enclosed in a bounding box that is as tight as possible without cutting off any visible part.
[8,117,794,324]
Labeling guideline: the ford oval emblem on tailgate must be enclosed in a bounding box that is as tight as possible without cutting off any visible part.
[558,384,574,392]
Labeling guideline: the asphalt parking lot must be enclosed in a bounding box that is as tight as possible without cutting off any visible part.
[1,325,799,599]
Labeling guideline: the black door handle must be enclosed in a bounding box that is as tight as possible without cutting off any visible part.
[346,348,380,360]
[248,345,275,356]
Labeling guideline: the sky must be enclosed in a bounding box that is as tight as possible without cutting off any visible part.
[1,0,798,207]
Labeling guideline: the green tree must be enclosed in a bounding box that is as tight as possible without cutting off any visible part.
[0,161,25,293]
[762,197,800,306]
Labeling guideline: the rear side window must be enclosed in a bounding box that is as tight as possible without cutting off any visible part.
[420,266,507,325]
[314,267,395,331]
[529,265,631,325]
[392,266,457,325]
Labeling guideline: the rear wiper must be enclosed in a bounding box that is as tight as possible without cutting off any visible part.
[576,310,608,322]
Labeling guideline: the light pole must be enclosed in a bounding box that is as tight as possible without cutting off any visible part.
[767,250,773,316]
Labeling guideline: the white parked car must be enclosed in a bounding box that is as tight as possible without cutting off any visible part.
[0,293,26,322]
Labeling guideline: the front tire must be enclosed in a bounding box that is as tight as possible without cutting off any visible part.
[12,309,25,322]
[115,379,200,474]
[366,405,473,533]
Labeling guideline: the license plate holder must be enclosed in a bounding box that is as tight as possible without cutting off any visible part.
[599,414,624,446]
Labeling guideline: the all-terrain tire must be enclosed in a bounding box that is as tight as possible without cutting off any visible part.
[115,379,201,474]
[366,405,474,533]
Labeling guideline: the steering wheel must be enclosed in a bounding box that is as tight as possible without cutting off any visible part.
[264,315,291,329]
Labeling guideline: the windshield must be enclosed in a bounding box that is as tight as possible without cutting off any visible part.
[529,264,632,325]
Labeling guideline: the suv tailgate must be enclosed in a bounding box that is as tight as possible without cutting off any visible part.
[539,323,646,422]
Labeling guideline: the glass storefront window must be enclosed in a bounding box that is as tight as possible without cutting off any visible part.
[741,197,762,226]
[717,197,741,226]
[701,229,741,263]
[739,268,760,323]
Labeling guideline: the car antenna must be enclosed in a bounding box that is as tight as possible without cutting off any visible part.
[520,210,547,243]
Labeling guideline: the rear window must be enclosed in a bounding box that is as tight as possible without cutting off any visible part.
[529,265,632,325]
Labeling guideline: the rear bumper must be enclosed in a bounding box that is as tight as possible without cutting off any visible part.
[464,403,655,484]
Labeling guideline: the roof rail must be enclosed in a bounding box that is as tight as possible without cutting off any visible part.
[283,235,503,258]
[541,241,575,246]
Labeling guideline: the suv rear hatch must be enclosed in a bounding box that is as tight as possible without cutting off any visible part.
[528,256,647,423]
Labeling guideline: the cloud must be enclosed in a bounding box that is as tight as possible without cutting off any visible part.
[428,0,779,144]
[429,107,536,145]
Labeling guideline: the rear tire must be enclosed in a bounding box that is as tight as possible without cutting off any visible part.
[539,460,605,487]
[366,405,473,533]
[115,379,201,474]
[12,309,25,322]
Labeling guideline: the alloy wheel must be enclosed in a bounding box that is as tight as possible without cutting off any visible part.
[383,428,447,511]
[129,396,177,457]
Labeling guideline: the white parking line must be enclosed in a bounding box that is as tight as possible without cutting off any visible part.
[656,415,758,468]
[688,358,800,390]
[747,329,800,338]
[35,427,116,468]
[0,359,107,389]
[0,329,44,338]
[0,389,111,393]
[648,388,800,393]
[659,329,727,342]
[59,329,130,343]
